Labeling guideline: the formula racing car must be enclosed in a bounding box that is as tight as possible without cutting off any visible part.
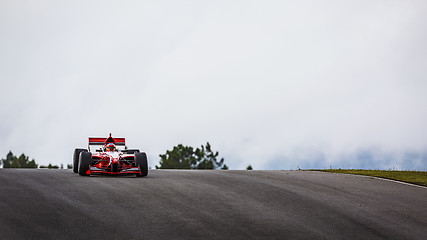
[73,133,148,177]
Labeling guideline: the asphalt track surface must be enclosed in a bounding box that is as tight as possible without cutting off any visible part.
[0,169,426,240]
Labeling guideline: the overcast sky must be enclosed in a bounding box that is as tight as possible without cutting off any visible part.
[1,0,427,170]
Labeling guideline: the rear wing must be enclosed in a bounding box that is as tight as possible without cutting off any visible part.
[88,133,125,151]
[88,137,126,146]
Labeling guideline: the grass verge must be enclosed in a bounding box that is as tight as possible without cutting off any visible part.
[310,169,427,187]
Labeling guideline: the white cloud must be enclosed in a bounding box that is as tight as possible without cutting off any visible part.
[1,0,427,170]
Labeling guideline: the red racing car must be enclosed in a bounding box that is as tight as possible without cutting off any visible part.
[73,133,148,177]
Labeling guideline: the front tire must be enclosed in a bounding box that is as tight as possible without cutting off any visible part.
[126,149,140,154]
[73,149,87,173]
[135,152,148,177]
[78,151,92,176]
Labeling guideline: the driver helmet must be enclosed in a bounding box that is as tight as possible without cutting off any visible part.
[104,143,117,152]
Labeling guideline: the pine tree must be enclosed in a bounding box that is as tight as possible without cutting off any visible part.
[157,142,225,169]
[1,151,14,168]
[1,151,37,168]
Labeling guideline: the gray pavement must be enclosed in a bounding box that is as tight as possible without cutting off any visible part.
[0,169,426,239]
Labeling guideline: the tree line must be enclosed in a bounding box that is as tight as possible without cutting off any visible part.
[156,142,228,170]
[1,151,37,168]
[0,151,70,169]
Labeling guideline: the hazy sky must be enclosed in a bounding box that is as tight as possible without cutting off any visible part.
[1,0,427,170]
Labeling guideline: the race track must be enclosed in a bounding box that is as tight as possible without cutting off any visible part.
[0,169,426,239]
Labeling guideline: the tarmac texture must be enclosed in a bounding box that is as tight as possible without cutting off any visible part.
[0,169,426,239]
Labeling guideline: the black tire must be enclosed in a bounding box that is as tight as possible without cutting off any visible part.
[73,149,87,173]
[78,151,92,176]
[135,152,148,177]
[126,149,140,154]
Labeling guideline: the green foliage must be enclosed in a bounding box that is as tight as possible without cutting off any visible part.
[2,151,13,168]
[157,144,196,169]
[67,164,73,169]
[1,151,37,168]
[39,164,59,169]
[221,164,229,170]
[246,165,253,170]
[157,142,225,169]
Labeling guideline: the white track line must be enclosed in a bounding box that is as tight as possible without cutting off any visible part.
[367,175,427,189]
[323,171,427,189]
